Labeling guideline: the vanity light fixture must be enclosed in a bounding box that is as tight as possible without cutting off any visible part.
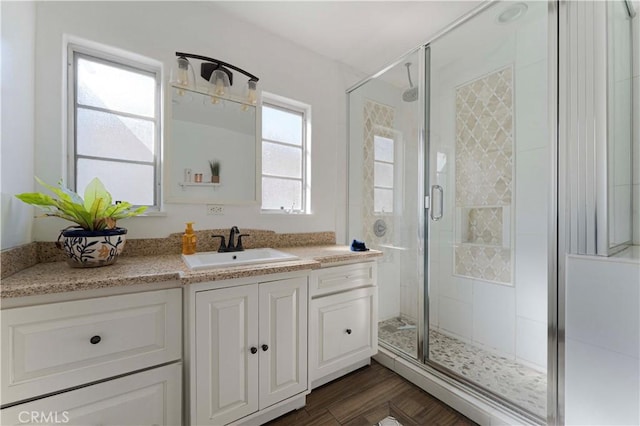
[172,52,259,106]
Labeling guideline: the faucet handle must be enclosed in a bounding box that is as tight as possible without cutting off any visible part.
[236,234,250,251]
[211,235,227,252]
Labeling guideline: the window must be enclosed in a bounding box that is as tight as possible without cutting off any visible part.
[374,134,394,213]
[261,96,310,213]
[69,46,161,208]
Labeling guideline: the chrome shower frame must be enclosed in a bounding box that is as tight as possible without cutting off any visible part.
[346,1,560,425]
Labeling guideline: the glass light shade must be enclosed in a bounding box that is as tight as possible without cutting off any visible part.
[247,80,258,105]
[171,56,195,89]
[209,69,230,96]
[241,80,258,111]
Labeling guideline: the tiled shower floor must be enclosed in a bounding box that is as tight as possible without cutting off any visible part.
[378,317,546,418]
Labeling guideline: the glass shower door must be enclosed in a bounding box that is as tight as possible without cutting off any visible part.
[347,48,424,360]
[425,1,549,419]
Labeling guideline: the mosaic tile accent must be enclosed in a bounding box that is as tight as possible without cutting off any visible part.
[466,207,502,245]
[378,316,417,357]
[454,67,514,284]
[378,317,546,418]
[455,68,513,207]
[455,245,511,284]
[363,100,396,256]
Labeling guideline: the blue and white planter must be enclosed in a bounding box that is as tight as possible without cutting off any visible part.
[58,227,127,268]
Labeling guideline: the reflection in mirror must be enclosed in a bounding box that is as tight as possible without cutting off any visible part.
[606,0,634,251]
[166,85,257,204]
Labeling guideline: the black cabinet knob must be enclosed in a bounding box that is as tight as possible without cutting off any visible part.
[90,335,101,344]
[250,347,258,354]
[262,344,269,351]
[346,329,352,335]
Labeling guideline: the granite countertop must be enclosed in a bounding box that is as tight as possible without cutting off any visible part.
[0,245,381,299]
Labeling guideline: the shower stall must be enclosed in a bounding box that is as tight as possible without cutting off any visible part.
[347,1,552,422]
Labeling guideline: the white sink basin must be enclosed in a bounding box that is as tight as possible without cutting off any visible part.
[182,248,299,271]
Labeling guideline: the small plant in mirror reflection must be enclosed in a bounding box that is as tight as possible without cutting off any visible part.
[209,160,220,183]
[209,160,220,176]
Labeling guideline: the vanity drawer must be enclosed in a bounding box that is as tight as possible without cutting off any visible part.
[309,262,376,297]
[309,286,377,382]
[0,363,182,426]
[1,288,182,405]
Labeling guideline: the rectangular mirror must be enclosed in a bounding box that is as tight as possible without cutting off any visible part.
[165,85,258,204]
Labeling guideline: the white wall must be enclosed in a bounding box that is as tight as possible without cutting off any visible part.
[1,2,36,250]
[25,1,360,242]
[565,253,640,425]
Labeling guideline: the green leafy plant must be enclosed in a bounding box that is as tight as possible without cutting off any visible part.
[15,177,147,231]
[209,160,220,176]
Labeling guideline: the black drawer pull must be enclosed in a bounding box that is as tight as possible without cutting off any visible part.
[346,329,352,335]
[262,344,269,351]
[250,347,258,354]
[90,335,101,345]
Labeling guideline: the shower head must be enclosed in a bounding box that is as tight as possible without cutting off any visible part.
[403,87,418,102]
[402,62,418,102]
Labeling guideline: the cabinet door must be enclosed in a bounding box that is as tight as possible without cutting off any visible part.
[0,363,181,426]
[310,286,377,382]
[258,277,308,409]
[195,285,259,426]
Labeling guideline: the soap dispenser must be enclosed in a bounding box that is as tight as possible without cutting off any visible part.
[182,222,197,255]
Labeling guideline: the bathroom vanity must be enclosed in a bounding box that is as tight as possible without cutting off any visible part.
[0,245,380,426]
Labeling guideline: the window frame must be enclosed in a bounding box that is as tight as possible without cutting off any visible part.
[260,93,311,214]
[67,43,162,210]
[373,134,395,214]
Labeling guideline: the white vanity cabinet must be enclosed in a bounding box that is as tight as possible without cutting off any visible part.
[0,288,182,425]
[309,261,378,388]
[191,275,308,425]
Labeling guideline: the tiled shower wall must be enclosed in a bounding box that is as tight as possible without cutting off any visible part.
[454,66,514,285]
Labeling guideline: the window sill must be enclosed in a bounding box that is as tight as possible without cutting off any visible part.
[137,210,167,217]
[260,210,312,216]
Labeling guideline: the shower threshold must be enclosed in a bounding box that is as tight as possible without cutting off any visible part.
[378,317,546,418]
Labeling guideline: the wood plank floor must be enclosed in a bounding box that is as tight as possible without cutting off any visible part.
[265,361,478,426]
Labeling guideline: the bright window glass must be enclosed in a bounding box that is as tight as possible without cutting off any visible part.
[261,100,309,213]
[71,50,160,207]
[374,135,394,213]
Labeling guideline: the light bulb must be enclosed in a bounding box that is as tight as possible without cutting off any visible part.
[215,78,225,96]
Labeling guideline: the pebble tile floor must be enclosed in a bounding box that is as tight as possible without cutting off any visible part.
[378,317,547,417]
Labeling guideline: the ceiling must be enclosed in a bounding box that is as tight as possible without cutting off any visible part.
[211,1,482,78]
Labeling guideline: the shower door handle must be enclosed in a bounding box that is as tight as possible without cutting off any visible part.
[430,185,443,221]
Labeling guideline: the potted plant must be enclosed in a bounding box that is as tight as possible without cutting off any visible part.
[209,160,220,183]
[15,177,147,268]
